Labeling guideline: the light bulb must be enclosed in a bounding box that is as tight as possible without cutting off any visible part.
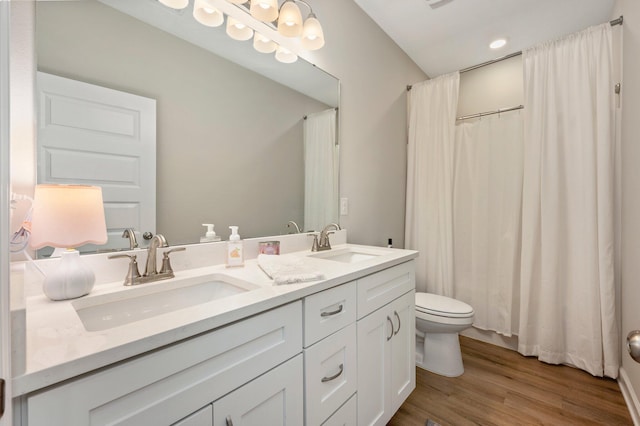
[193,0,224,27]
[226,16,254,41]
[277,1,303,37]
[253,32,277,53]
[302,14,324,50]
[250,0,278,22]
[275,45,298,63]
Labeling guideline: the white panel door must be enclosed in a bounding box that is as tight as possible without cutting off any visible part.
[389,291,416,413]
[36,71,156,252]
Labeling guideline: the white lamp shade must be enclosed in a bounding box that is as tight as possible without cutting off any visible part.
[302,15,324,50]
[30,184,108,249]
[250,0,278,22]
[193,0,224,27]
[275,45,298,63]
[253,32,277,53]
[158,0,189,10]
[226,16,254,41]
[277,1,303,37]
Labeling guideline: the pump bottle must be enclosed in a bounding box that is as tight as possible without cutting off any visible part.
[227,226,244,267]
[200,224,221,243]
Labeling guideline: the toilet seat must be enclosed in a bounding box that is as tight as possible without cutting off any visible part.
[415,293,474,319]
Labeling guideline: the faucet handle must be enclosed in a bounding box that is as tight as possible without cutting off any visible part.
[159,247,186,275]
[307,232,320,252]
[108,253,142,286]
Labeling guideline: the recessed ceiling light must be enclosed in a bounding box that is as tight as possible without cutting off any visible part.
[490,38,507,49]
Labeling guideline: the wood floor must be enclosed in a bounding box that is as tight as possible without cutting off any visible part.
[388,336,633,426]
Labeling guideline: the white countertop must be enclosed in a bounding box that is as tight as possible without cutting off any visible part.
[12,242,417,396]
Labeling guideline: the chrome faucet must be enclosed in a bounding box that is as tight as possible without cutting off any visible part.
[122,228,139,250]
[287,220,302,234]
[109,234,185,286]
[316,223,341,251]
[145,234,168,277]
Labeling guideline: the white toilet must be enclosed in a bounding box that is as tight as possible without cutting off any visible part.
[415,292,474,377]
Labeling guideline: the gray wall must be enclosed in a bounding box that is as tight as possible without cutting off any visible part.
[299,0,427,248]
[36,1,329,244]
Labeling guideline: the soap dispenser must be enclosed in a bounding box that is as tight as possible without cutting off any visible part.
[226,226,244,267]
[200,223,221,243]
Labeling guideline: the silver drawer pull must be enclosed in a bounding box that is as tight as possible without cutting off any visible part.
[226,415,234,426]
[387,316,393,341]
[393,311,401,336]
[321,363,344,383]
[320,304,344,317]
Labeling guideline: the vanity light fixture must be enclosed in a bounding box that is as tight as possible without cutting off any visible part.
[158,0,325,63]
[29,185,108,301]
[490,38,507,49]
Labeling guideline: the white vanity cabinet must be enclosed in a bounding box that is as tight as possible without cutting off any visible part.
[18,255,417,426]
[356,261,416,426]
[25,302,302,426]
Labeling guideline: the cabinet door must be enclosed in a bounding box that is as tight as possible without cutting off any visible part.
[213,354,303,426]
[356,306,391,426]
[389,291,415,413]
[172,405,212,426]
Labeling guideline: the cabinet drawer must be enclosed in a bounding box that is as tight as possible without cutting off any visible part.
[357,260,415,319]
[305,323,357,426]
[27,302,302,426]
[322,394,356,426]
[304,281,356,347]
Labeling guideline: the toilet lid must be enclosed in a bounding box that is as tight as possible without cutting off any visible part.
[415,293,474,318]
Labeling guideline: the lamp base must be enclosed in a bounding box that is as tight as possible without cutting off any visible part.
[43,249,95,301]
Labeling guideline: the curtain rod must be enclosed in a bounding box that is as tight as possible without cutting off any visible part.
[456,104,524,121]
[406,15,623,91]
[303,107,338,120]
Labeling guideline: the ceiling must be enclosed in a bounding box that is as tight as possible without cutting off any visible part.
[353,0,617,77]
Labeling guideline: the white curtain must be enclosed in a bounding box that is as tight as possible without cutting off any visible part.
[406,73,459,295]
[304,108,338,233]
[453,111,523,336]
[518,23,619,377]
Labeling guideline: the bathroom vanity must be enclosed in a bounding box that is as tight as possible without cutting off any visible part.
[10,232,417,426]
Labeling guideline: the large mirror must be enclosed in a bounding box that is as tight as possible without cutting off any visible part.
[35,0,340,250]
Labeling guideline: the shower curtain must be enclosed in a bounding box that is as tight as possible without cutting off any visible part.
[453,111,523,336]
[518,23,619,378]
[304,108,338,233]
[406,73,459,295]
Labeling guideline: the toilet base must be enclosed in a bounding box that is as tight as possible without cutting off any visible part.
[416,332,464,377]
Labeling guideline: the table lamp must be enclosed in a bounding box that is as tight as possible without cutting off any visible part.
[30,184,108,301]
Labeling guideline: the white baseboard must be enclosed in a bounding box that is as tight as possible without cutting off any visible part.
[460,327,519,351]
[618,367,640,425]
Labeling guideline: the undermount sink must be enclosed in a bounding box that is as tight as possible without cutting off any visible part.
[72,274,258,332]
[308,247,385,263]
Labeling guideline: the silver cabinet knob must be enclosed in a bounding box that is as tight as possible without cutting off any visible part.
[627,330,640,363]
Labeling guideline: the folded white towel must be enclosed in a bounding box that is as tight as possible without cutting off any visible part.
[257,254,325,285]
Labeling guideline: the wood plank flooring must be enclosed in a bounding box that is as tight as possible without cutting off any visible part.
[388,336,632,426]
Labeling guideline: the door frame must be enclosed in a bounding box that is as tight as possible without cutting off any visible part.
[0,1,13,424]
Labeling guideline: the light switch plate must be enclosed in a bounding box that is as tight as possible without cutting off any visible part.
[340,197,348,215]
